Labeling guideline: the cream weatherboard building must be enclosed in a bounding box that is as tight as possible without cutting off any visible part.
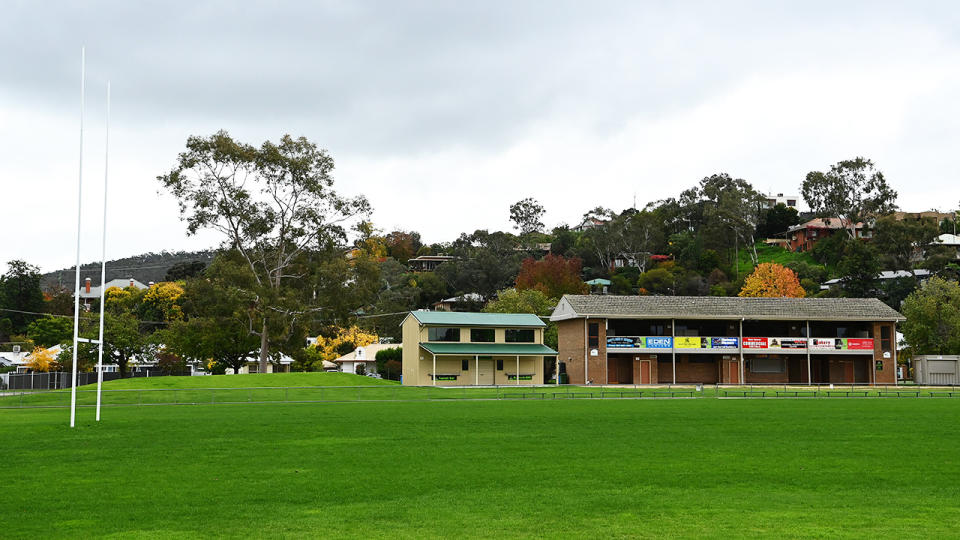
[401,311,556,386]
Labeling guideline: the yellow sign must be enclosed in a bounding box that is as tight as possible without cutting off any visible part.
[674,337,703,349]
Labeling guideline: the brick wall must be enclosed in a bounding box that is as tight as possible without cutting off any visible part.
[872,322,896,384]
[556,319,586,384]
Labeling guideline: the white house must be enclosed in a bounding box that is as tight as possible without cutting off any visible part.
[333,343,396,374]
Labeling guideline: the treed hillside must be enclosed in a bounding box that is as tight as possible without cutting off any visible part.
[41,250,216,290]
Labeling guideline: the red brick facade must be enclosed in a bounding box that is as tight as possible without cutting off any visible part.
[556,318,900,385]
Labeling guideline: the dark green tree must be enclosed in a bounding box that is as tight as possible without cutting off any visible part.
[26,316,73,348]
[164,260,207,281]
[802,157,898,238]
[509,197,546,235]
[0,260,45,335]
[158,131,371,371]
[900,277,960,355]
[756,203,800,238]
[837,241,880,297]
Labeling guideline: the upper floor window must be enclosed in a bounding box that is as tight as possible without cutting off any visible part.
[588,323,599,347]
[505,329,535,343]
[428,327,460,342]
[470,328,495,342]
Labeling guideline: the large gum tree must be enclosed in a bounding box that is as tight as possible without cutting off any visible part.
[158,131,370,371]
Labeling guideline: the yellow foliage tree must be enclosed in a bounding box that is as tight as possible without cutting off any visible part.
[311,326,378,364]
[739,263,806,298]
[141,282,186,321]
[26,346,58,372]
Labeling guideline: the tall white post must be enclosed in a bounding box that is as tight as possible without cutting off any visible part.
[671,318,676,385]
[806,321,812,385]
[739,318,744,385]
[70,47,86,428]
[432,353,436,386]
[516,355,520,385]
[95,81,110,422]
[475,354,479,386]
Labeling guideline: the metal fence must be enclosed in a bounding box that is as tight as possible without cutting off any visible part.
[3,371,194,391]
[1,383,959,409]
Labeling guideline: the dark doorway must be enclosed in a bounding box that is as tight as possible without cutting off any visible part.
[788,358,803,383]
[607,356,633,384]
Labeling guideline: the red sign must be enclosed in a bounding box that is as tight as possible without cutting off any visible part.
[742,337,768,349]
[846,338,874,350]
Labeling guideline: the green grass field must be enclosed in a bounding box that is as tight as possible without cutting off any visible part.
[2,391,959,538]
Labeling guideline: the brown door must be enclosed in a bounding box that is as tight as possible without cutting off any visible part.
[788,358,803,383]
[619,359,633,384]
[640,360,651,384]
[844,361,855,383]
[729,361,739,384]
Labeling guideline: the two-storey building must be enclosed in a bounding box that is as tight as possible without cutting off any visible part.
[401,311,557,386]
[551,295,904,385]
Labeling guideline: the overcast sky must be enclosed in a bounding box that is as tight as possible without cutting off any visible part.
[3,1,960,274]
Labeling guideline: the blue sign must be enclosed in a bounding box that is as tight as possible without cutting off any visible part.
[645,337,673,349]
[711,337,739,349]
[607,337,641,348]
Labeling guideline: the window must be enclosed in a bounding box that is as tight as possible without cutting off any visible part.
[750,357,785,373]
[505,329,535,343]
[881,326,892,352]
[428,327,460,342]
[588,323,599,347]
[462,359,469,371]
[496,359,504,370]
[470,328,495,342]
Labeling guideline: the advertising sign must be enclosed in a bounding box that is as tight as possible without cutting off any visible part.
[674,337,703,349]
[810,338,836,350]
[778,338,807,349]
[645,337,673,349]
[742,337,768,349]
[607,336,641,348]
[710,337,739,349]
[845,338,874,350]
[606,336,674,349]
[808,338,875,350]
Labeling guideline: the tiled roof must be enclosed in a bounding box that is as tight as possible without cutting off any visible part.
[551,295,904,322]
[407,311,546,328]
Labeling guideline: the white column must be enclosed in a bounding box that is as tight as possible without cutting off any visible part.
[516,355,520,385]
[95,81,110,423]
[671,318,676,385]
[432,353,436,386]
[892,322,898,387]
[556,356,560,386]
[583,319,588,384]
[806,321,812,385]
[475,354,479,386]
[739,318,744,385]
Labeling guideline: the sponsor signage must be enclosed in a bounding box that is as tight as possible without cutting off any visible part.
[605,336,674,349]
[809,338,875,351]
[768,337,807,350]
[742,337,767,349]
[846,338,874,350]
[607,336,642,348]
[674,337,703,349]
[646,337,673,349]
[711,337,739,349]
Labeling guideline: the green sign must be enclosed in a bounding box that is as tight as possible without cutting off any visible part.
[507,374,533,381]
[434,375,458,381]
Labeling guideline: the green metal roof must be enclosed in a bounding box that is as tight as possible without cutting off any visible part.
[420,343,557,356]
[407,311,546,328]
[585,278,611,286]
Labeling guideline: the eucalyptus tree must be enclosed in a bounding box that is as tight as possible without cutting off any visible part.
[802,157,898,238]
[158,131,370,371]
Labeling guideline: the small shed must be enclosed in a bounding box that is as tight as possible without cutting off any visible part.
[913,355,960,385]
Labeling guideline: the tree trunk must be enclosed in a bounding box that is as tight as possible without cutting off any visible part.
[259,319,269,373]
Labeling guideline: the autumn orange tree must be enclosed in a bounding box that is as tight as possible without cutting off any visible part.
[738,262,806,298]
[515,255,587,299]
